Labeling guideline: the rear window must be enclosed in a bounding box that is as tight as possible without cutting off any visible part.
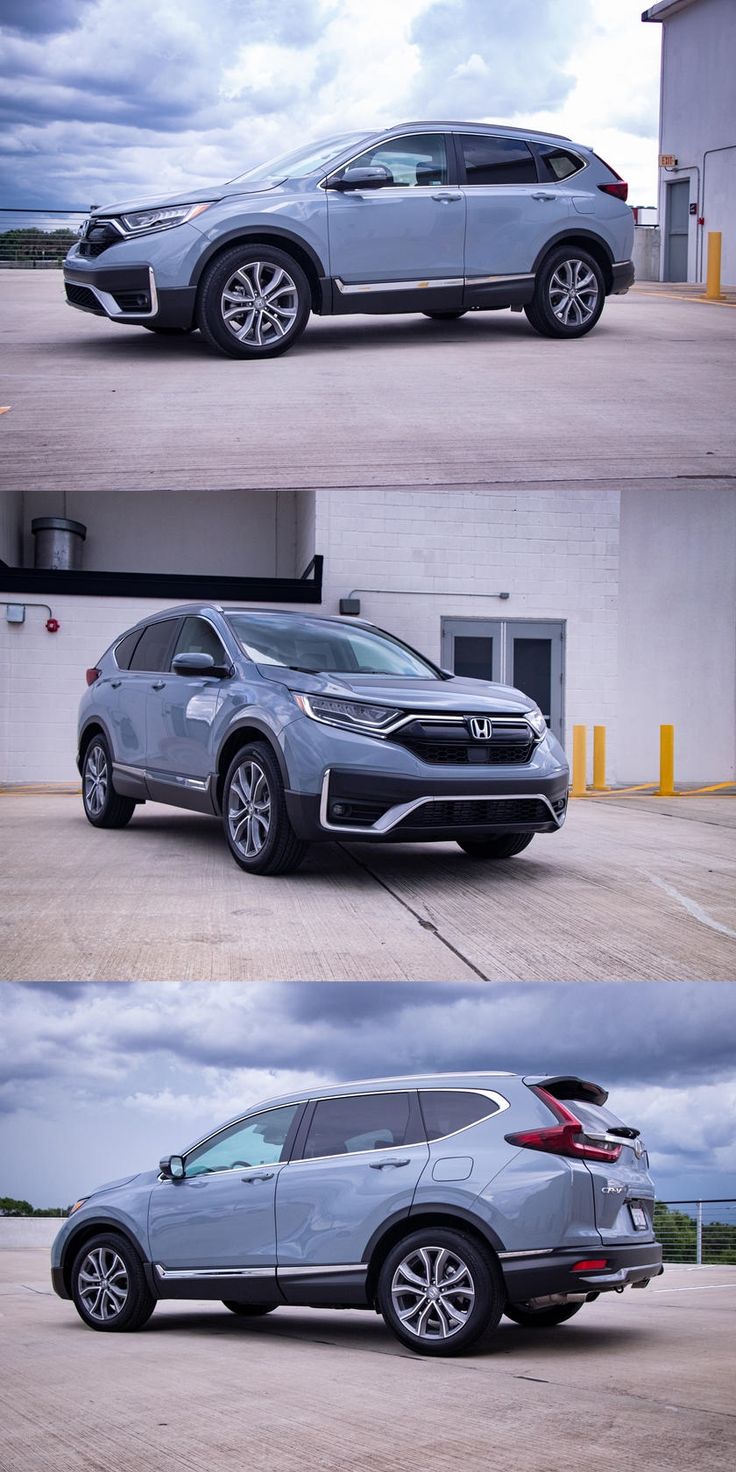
[128,618,179,672]
[114,628,143,669]
[537,146,585,182]
[420,1090,501,1140]
[459,134,537,186]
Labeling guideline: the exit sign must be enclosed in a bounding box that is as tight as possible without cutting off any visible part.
[659,153,678,167]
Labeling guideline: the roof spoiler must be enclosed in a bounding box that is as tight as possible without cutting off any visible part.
[523,1075,609,1107]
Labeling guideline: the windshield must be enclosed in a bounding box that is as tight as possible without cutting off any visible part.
[226,613,441,678]
[231,133,370,183]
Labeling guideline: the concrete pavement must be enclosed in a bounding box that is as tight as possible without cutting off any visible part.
[1,793,733,981]
[1,1248,734,1472]
[1,271,735,492]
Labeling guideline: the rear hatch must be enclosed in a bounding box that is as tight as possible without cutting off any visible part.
[522,1076,656,1246]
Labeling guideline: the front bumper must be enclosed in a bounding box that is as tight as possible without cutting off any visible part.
[63,261,196,330]
[286,765,569,843]
[610,259,635,294]
[502,1240,663,1302]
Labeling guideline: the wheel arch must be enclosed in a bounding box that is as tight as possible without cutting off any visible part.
[77,718,114,774]
[191,230,328,313]
[214,720,290,815]
[532,230,615,293]
[364,1207,506,1304]
[60,1218,151,1298]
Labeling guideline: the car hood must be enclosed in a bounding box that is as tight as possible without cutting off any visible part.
[81,1168,158,1200]
[258,667,536,714]
[93,178,287,216]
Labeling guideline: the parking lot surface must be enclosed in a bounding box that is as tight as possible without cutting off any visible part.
[1,793,733,981]
[1,1249,734,1472]
[1,271,735,493]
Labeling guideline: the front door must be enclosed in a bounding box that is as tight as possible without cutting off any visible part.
[326,131,465,305]
[665,179,690,281]
[441,618,565,742]
[145,615,229,804]
[148,1103,302,1281]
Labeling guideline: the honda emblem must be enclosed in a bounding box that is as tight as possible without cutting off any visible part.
[468,717,493,740]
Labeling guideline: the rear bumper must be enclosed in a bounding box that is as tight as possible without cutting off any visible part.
[610,259,635,294]
[63,263,196,329]
[286,766,569,842]
[502,1240,663,1302]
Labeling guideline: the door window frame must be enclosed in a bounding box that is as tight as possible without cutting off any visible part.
[291,1089,426,1164]
[175,1101,308,1181]
[169,614,231,672]
[454,131,543,188]
[126,616,183,674]
[321,131,457,190]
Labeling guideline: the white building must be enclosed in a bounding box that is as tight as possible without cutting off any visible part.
[1,486,734,789]
[643,0,736,283]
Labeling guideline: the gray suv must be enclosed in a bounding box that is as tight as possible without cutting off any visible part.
[51,1071,662,1356]
[78,605,569,874]
[63,122,634,357]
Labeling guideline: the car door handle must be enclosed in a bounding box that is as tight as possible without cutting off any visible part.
[151,680,165,690]
[531,192,556,201]
[432,192,462,202]
[369,1157,411,1169]
[240,1171,275,1183]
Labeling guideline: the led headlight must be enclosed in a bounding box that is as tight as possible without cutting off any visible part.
[294,693,401,732]
[119,202,213,235]
[526,707,547,738]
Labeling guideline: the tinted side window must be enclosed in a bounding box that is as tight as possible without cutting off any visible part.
[172,616,228,666]
[128,619,179,672]
[184,1104,300,1177]
[420,1090,501,1141]
[347,133,448,187]
[538,147,584,182]
[460,135,537,186]
[302,1093,419,1158]
[114,628,143,669]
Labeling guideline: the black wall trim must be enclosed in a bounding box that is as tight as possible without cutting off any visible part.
[0,556,323,604]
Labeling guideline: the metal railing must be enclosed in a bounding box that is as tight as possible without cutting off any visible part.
[0,209,87,267]
[656,1200,736,1265]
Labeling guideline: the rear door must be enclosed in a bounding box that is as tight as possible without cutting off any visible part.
[275,1090,429,1290]
[113,618,180,770]
[574,1099,657,1247]
[145,615,230,802]
[457,132,572,281]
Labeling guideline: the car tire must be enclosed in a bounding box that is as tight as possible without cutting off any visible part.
[71,1233,156,1332]
[222,1301,278,1317]
[82,735,136,829]
[504,1300,585,1328]
[457,833,534,860]
[524,246,605,338]
[197,245,311,359]
[222,741,308,876]
[422,311,467,321]
[377,1228,503,1356]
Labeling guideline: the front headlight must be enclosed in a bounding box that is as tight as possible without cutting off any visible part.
[293,693,401,733]
[68,1198,88,1215]
[526,708,547,738]
[119,202,213,235]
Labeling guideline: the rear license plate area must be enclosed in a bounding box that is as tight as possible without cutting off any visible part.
[629,1205,648,1231]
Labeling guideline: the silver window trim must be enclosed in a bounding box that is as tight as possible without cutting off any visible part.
[293,1086,510,1165]
[419,1087,511,1143]
[319,770,565,835]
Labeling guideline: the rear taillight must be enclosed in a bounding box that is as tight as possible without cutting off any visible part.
[598,181,629,202]
[505,1089,622,1163]
[86,667,101,686]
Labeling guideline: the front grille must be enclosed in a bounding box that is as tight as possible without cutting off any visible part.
[399,798,552,829]
[65,283,103,313]
[391,717,534,766]
[77,220,122,257]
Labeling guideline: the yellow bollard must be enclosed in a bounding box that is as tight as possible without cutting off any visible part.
[659,724,675,796]
[571,725,587,796]
[592,726,607,791]
[706,232,722,300]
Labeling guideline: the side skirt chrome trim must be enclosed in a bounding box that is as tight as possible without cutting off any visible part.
[319,771,566,836]
[335,277,463,294]
[155,1263,367,1281]
[113,763,210,794]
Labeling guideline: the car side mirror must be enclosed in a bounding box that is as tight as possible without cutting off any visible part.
[172,652,229,678]
[159,1154,185,1181]
[326,164,393,192]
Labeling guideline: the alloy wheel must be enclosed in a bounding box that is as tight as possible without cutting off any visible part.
[548,258,599,326]
[84,745,108,816]
[220,261,299,346]
[77,1247,129,1322]
[227,760,272,858]
[391,1245,476,1341]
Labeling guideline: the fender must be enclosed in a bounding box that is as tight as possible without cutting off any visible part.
[77,714,118,774]
[57,1215,151,1296]
[362,1201,506,1269]
[189,226,328,295]
[214,714,292,811]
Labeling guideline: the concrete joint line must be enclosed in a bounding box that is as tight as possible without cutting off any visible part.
[643,871,736,941]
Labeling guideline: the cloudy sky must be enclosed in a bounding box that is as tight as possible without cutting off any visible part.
[2,981,735,1207]
[0,0,662,220]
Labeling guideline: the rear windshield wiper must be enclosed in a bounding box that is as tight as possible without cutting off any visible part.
[606,1125,640,1139]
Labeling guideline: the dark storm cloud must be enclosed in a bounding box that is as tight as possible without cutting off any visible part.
[0,0,93,35]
